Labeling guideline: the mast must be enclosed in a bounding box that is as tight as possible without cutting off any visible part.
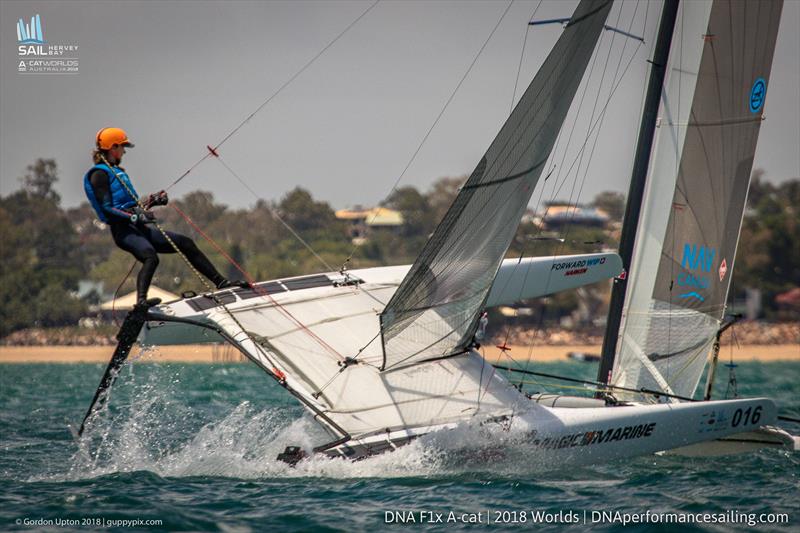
[596,0,679,387]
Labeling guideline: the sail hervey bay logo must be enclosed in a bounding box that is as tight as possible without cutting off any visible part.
[677,242,716,302]
[15,12,79,75]
[16,14,45,44]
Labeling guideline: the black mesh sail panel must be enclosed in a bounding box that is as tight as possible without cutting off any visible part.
[380,0,614,370]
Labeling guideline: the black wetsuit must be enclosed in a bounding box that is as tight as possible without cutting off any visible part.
[88,169,226,301]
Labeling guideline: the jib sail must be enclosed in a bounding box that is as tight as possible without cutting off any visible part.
[380,0,615,370]
[611,0,783,400]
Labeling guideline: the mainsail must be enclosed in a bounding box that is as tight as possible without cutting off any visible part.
[611,0,783,401]
[380,0,614,370]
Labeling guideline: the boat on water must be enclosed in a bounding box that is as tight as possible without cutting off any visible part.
[78,0,798,464]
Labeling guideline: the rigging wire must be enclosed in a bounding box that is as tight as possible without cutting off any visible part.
[493,8,613,375]
[613,0,654,365]
[493,364,699,402]
[567,2,638,220]
[310,0,523,390]
[190,151,392,367]
[340,0,516,269]
[509,0,544,114]
[370,1,636,370]
[489,2,646,354]
[486,1,547,374]
[493,1,650,389]
[358,0,540,357]
[211,154,336,272]
[162,0,529,394]
[164,0,380,192]
[167,199,345,363]
[498,5,618,368]
[531,4,648,249]
[527,2,644,362]
[101,155,343,387]
[456,3,647,374]
[147,2,381,280]
[493,29,598,384]
[537,0,643,290]
[372,7,624,312]
[308,330,382,399]
[111,260,138,328]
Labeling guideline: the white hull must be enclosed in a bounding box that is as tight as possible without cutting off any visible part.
[662,427,800,457]
[137,259,796,465]
[326,395,784,463]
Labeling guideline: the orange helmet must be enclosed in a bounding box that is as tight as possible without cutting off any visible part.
[96,127,135,150]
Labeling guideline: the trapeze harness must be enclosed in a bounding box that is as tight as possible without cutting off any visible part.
[83,164,228,300]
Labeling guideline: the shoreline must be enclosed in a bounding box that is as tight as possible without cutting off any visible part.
[0,343,797,363]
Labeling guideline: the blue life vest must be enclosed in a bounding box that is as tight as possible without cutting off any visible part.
[83,164,139,223]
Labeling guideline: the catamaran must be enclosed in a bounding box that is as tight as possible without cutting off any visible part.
[78,0,798,464]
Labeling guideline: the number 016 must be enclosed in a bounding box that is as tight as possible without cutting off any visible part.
[731,406,762,428]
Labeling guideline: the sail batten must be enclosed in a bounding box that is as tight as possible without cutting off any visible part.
[380,0,615,370]
[612,0,783,401]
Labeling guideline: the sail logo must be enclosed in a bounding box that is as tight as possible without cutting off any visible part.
[528,422,657,450]
[749,78,766,113]
[552,256,605,276]
[16,14,45,44]
[676,243,716,302]
[565,268,587,276]
[14,13,79,75]
[681,243,715,272]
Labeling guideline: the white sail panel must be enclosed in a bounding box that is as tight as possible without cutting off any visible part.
[142,255,622,439]
[612,0,783,401]
[205,289,522,438]
[380,0,614,370]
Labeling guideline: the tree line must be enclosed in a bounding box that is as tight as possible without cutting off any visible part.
[0,159,797,338]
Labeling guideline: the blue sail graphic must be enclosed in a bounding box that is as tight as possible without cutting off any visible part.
[17,14,45,44]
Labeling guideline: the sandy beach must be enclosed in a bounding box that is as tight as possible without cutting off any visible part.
[480,343,800,362]
[0,344,247,364]
[0,343,797,363]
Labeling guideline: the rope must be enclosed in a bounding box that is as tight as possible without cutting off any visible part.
[118,1,380,303]
[170,203,255,285]
[341,0,516,269]
[510,0,544,114]
[514,378,599,394]
[210,152,335,272]
[309,1,522,391]
[100,155,304,379]
[168,200,346,362]
[493,364,697,402]
[165,0,380,192]
[99,0,382,375]
[111,260,137,327]
[147,3,381,283]
[499,1,648,382]
[495,2,619,377]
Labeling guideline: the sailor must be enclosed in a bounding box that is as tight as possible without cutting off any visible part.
[84,127,246,306]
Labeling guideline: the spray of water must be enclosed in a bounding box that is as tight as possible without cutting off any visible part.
[59,361,616,481]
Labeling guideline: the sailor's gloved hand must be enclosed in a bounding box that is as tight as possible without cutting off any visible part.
[144,190,169,208]
[130,207,156,225]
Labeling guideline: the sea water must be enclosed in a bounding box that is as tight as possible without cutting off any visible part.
[1,358,798,532]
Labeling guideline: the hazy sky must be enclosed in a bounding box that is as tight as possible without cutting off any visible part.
[2,0,798,211]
